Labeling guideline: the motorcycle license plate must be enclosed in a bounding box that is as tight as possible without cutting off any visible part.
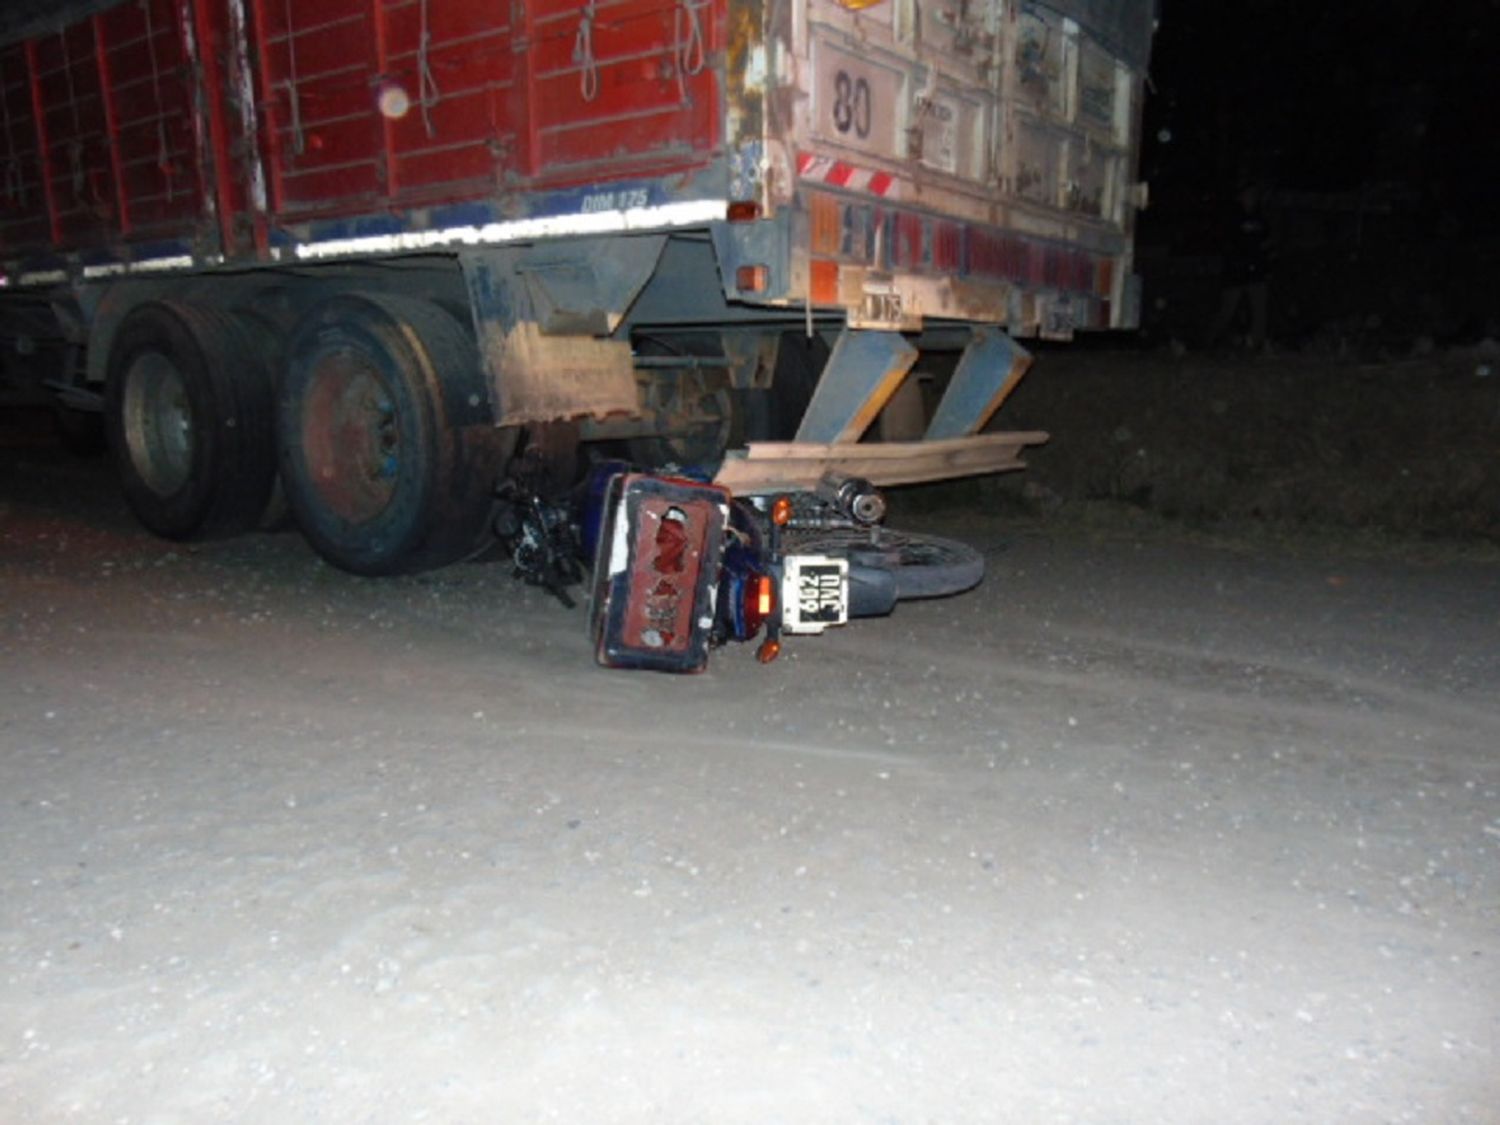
[781,555,849,635]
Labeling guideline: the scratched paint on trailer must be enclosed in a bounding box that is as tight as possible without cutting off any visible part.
[253,0,384,215]
[527,0,721,174]
[0,0,212,257]
[377,2,517,199]
[249,0,725,223]
[30,21,114,248]
[0,43,52,251]
[96,0,203,239]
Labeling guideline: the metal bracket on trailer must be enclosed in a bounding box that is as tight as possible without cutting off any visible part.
[790,325,1035,447]
[925,326,1034,440]
[793,329,918,443]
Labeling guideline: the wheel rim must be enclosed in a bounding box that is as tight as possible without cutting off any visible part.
[122,350,193,495]
[301,349,400,524]
[783,526,984,598]
[785,527,951,567]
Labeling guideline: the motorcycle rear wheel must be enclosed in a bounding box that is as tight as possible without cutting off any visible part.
[782,526,984,600]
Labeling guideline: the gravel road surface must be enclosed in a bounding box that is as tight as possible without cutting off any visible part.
[3,448,1497,1122]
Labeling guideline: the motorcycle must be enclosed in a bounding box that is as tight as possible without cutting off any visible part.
[498,458,984,673]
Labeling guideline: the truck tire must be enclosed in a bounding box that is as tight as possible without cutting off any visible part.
[783,526,985,600]
[277,294,507,576]
[627,333,732,471]
[104,301,276,539]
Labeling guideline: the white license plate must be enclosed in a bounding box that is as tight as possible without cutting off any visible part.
[781,555,849,634]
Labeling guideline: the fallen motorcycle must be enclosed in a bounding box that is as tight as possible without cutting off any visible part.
[499,460,984,673]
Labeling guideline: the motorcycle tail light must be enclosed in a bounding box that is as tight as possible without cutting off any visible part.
[742,572,774,636]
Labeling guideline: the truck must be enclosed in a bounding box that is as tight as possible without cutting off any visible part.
[0,0,1153,669]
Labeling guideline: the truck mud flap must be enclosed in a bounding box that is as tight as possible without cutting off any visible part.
[591,474,730,673]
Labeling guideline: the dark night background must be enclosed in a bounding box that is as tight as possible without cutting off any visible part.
[1135,0,1500,348]
[983,0,1500,540]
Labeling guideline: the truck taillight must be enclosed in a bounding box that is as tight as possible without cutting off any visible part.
[809,193,841,255]
[736,265,770,292]
[810,259,840,305]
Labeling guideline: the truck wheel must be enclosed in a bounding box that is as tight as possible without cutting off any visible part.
[627,387,732,470]
[278,295,506,576]
[104,301,276,539]
[783,526,985,600]
[627,333,733,470]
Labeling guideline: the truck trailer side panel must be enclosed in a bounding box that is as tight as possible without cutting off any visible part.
[0,0,731,267]
[0,0,1150,337]
[251,0,722,221]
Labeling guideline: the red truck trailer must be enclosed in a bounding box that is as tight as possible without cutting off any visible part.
[0,0,1152,657]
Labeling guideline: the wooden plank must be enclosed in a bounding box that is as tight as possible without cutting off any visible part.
[713,432,1050,494]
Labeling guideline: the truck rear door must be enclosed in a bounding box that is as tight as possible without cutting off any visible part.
[775,0,1152,334]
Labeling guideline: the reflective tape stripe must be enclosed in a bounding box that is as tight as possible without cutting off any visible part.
[292,200,729,260]
[4,201,730,284]
[797,152,897,197]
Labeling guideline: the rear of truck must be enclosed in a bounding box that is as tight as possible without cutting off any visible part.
[707,0,1153,490]
[730,0,1149,335]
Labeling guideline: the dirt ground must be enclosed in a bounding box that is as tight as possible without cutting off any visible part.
[980,343,1500,542]
[2,411,1498,1122]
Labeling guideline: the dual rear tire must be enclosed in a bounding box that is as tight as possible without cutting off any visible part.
[105,294,509,575]
[105,301,277,540]
[276,294,510,575]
